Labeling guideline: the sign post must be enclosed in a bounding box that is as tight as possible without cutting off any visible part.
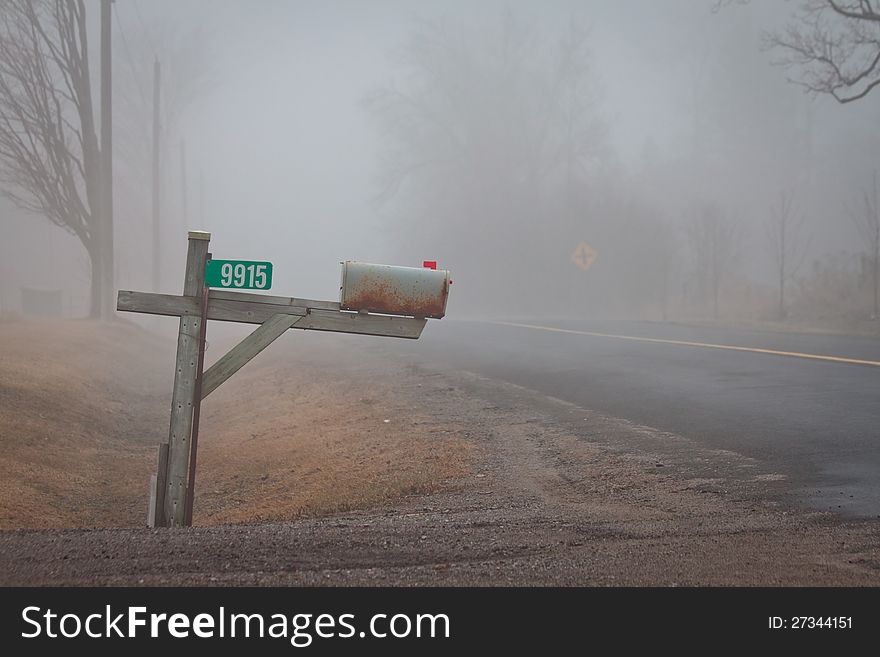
[120,232,450,528]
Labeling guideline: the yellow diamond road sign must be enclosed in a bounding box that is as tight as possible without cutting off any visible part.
[570,241,598,271]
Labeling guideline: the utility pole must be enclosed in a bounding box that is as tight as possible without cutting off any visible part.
[180,139,187,229]
[152,58,161,292]
[100,0,114,319]
[199,168,205,226]
[873,172,879,320]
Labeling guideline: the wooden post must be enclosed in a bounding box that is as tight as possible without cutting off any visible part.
[153,230,210,528]
[147,442,169,527]
[184,285,210,526]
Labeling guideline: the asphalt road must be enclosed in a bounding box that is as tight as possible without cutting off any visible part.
[392,318,880,517]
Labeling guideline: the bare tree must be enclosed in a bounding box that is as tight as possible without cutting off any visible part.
[365,13,604,212]
[766,0,880,103]
[765,191,810,319]
[0,0,106,317]
[687,203,739,320]
[364,12,605,311]
[851,171,880,318]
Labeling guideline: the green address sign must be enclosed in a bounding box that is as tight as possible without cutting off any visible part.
[205,259,273,290]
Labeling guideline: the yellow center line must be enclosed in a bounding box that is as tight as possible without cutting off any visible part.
[492,321,880,368]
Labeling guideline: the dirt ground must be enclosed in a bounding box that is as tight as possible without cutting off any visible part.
[1,317,879,585]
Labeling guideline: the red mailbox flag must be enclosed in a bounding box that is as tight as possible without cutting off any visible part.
[423,260,437,270]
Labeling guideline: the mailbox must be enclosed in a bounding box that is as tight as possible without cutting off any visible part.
[340,261,450,319]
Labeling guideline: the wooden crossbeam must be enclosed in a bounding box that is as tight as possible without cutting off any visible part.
[201,313,302,399]
[209,289,341,312]
[295,307,426,338]
[117,289,342,318]
[117,290,426,339]
[118,290,306,322]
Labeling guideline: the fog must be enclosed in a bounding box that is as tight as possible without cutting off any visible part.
[2,0,879,325]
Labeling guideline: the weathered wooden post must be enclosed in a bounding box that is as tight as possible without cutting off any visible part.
[149,230,210,527]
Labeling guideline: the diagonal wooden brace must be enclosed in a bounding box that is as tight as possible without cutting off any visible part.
[201,313,302,399]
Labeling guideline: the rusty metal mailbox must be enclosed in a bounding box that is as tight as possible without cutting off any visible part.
[340,261,450,319]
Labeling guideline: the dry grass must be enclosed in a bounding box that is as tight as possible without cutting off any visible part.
[195,348,473,525]
[0,319,473,529]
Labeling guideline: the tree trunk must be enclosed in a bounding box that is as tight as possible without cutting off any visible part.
[712,258,720,320]
[779,227,786,320]
[101,248,113,320]
[100,0,114,321]
[874,245,879,319]
[86,241,103,319]
[779,269,785,320]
